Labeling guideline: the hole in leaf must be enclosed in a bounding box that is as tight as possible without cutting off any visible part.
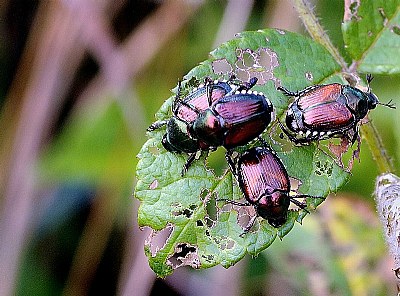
[259,48,279,71]
[205,194,217,227]
[200,189,210,201]
[314,159,334,177]
[167,243,200,269]
[240,50,257,68]
[212,58,233,75]
[196,220,204,227]
[145,226,174,257]
[234,48,280,86]
[235,69,252,82]
[259,50,272,69]
[289,177,301,193]
[148,146,160,155]
[206,146,228,177]
[172,204,196,218]
[202,254,215,263]
[220,238,235,250]
[305,72,313,81]
[149,179,158,189]
[345,0,360,21]
[237,205,256,230]
[326,136,358,172]
[349,1,358,14]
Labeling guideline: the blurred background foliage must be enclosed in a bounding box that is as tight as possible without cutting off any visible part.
[0,0,398,295]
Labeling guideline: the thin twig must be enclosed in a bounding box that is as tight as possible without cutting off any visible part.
[291,0,347,70]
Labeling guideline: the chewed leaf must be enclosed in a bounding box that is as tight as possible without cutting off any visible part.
[135,29,349,277]
[342,0,400,74]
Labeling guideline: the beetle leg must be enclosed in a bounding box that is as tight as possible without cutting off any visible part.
[217,199,251,207]
[288,198,310,213]
[181,152,198,176]
[204,76,213,84]
[277,119,307,145]
[228,74,236,81]
[206,81,214,107]
[237,77,258,92]
[350,128,358,145]
[277,86,297,97]
[172,80,183,112]
[225,151,239,178]
[292,194,325,200]
[240,215,258,237]
[341,124,358,145]
[257,136,270,148]
[366,73,374,88]
[147,120,168,131]
[290,194,325,213]
[175,100,201,116]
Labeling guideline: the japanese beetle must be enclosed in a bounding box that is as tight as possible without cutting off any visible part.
[148,77,273,175]
[191,91,273,148]
[223,143,322,234]
[278,74,395,144]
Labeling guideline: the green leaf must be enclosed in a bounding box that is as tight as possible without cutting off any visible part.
[342,0,400,74]
[135,29,349,277]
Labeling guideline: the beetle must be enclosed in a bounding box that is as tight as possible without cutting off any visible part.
[222,143,323,234]
[277,74,395,145]
[148,77,273,175]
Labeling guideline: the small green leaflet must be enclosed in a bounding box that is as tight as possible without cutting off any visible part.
[342,0,400,74]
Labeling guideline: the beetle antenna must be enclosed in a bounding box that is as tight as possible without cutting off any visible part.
[366,74,374,93]
[378,99,396,109]
[172,80,183,112]
[217,198,251,207]
[289,198,310,213]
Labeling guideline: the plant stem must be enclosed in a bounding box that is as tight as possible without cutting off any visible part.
[291,0,347,69]
[361,123,395,173]
[292,0,395,174]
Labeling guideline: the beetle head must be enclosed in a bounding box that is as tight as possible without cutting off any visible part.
[162,118,199,153]
[256,192,290,228]
[366,92,379,110]
[366,74,395,110]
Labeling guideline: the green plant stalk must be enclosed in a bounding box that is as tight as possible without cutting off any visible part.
[361,123,395,173]
[292,0,395,174]
[291,0,347,69]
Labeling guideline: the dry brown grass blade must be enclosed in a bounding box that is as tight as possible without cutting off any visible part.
[0,2,88,294]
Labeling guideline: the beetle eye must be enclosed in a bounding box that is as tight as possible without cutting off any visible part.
[367,92,379,109]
